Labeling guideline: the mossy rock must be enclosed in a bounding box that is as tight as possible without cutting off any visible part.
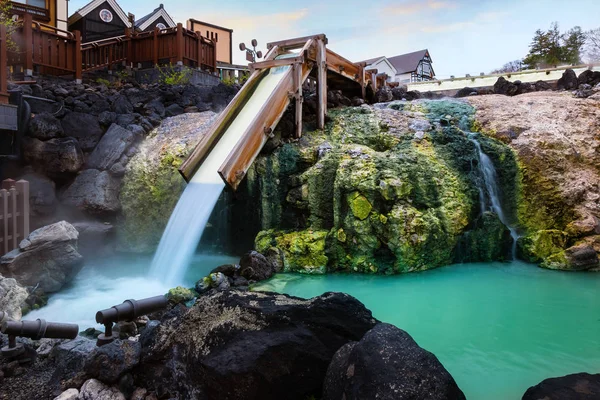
[518,230,568,263]
[255,229,328,274]
[166,287,196,304]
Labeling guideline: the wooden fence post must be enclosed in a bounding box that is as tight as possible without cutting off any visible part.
[195,31,202,69]
[23,13,34,77]
[293,63,303,138]
[1,187,7,255]
[15,180,29,241]
[74,30,82,83]
[0,25,8,104]
[176,23,184,66]
[153,28,159,66]
[9,186,17,250]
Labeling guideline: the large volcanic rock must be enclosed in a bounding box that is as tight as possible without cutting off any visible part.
[0,221,83,293]
[138,290,377,400]
[0,275,28,320]
[87,124,137,170]
[522,373,600,399]
[27,112,64,140]
[557,68,579,90]
[18,169,57,217]
[323,323,465,400]
[60,112,104,151]
[22,137,84,179]
[61,170,122,215]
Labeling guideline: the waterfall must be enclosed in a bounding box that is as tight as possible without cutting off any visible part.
[149,64,292,286]
[469,135,519,259]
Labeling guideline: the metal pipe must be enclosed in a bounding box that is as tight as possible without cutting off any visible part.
[96,295,167,325]
[1,319,79,340]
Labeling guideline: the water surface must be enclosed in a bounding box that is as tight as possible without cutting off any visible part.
[254,261,600,400]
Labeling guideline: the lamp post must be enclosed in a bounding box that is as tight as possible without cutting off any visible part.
[239,39,263,63]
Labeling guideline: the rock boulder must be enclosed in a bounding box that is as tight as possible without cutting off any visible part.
[0,221,83,293]
[87,124,137,171]
[61,170,121,215]
[138,290,377,400]
[0,276,28,320]
[239,251,274,281]
[18,169,57,216]
[60,112,104,151]
[22,137,84,179]
[323,323,466,400]
[27,112,64,140]
[557,68,578,90]
[522,373,600,400]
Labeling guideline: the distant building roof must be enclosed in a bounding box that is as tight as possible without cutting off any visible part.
[68,0,132,27]
[357,56,385,66]
[387,49,430,74]
[135,4,176,31]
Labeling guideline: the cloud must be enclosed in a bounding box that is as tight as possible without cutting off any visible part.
[385,0,457,15]
[199,9,309,31]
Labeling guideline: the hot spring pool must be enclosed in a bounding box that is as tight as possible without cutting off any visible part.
[254,261,600,400]
[29,258,599,399]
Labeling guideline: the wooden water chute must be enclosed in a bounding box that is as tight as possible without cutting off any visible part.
[178,33,364,190]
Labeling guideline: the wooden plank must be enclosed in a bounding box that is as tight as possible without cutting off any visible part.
[24,14,33,74]
[178,68,270,181]
[316,39,327,130]
[2,189,7,255]
[294,62,303,138]
[263,44,280,61]
[10,187,17,250]
[326,48,361,82]
[0,25,8,104]
[250,56,304,70]
[267,34,326,50]
[74,31,82,82]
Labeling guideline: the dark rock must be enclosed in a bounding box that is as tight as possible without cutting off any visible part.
[374,87,393,103]
[404,90,422,101]
[578,70,600,86]
[61,170,122,215]
[143,99,165,118]
[196,101,211,112]
[61,112,104,151]
[79,379,126,400]
[71,221,115,258]
[351,97,365,106]
[518,81,536,94]
[26,97,59,114]
[112,95,134,114]
[98,111,117,127]
[0,221,83,293]
[575,84,595,98]
[126,124,145,137]
[165,104,184,117]
[323,323,465,400]
[210,264,239,277]
[84,340,141,384]
[494,77,519,96]
[565,245,599,270]
[116,113,136,127]
[18,169,57,216]
[22,137,84,178]
[523,373,600,400]
[138,290,377,400]
[109,162,126,177]
[557,69,579,90]
[184,106,199,113]
[50,336,97,385]
[87,124,137,170]
[29,84,44,97]
[232,275,249,287]
[239,251,274,282]
[391,85,407,100]
[455,87,478,98]
[535,80,553,91]
[27,112,64,140]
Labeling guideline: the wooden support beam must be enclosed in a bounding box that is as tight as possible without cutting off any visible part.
[267,34,326,50]
[0,25,8,104]
[23,14,33,76]
[153,28,159,66]
[263,44,280,61]
[74,30,82,83]
[316,38,327,130]
[325,48,361,83]
[176,23,184,65]
[293,62,303,138]
[250,55,304,70]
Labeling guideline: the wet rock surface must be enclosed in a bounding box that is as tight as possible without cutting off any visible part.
[522,373,600,400]
[323,323,466,400]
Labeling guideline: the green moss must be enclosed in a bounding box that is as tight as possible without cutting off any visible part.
[455,212,512,262]
[518,230,568,263]
[348,192,372,220]
[166,287,196,304]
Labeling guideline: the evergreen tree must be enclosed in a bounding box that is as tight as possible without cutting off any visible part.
[523,22,587,68]
[563,26,586,64]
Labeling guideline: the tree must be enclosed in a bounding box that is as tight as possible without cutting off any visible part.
[491,60,523,74]
[0,0,20,50]
[585,27,600,63]
[523,22,587,69]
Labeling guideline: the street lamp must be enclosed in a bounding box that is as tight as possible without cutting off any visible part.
[239,39,263,63]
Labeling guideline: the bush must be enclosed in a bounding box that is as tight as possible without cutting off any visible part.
[157,64,192,85]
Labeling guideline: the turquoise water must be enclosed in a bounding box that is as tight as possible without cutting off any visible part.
[254,261,600,400]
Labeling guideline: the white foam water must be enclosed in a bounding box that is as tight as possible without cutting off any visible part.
[149,63,292,286]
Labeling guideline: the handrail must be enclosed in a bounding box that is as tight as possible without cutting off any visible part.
[82,35,127,48]
[31,20,75,39]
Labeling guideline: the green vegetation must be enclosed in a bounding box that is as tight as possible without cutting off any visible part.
[157,64,192,85]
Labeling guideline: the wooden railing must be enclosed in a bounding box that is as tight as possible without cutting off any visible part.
[0,25,8,104]
[6,16,217,82]
[0,179,29,256]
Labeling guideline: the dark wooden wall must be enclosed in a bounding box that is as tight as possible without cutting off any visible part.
[69,1,128,43]
[139,16,171,32]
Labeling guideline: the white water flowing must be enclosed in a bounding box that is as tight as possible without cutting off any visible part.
[149,64,292,286]
[470,135,520,259]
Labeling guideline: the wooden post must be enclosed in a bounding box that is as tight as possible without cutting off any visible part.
[195,31,202,69]
[153,28,159,66]
[23,13,34,77]
[9,186,17,250]
[1,188,7,255]
[316,39,327,130]
[15,180,29,241]
[359,65,366,99]
[0,25,8,104]
[293,63,303,138]
[74,30,82,83]
[176,23,184,66]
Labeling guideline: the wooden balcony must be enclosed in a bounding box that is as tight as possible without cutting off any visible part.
[9,2,50,22]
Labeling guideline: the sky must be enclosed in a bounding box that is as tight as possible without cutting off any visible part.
[69,0,600,79]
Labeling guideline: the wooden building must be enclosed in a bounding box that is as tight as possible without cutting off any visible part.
[135,4,176,33]
[68,0,132,43]
[187,19,232,64]
[10,0,69,31]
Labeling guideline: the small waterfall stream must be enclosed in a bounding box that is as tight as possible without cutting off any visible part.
[469,134,519,259]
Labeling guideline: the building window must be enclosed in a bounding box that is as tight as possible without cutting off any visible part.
[13,0,46,8]
[156,23,167,30]
[215,32,218,42]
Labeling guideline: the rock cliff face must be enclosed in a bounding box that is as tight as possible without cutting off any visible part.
[248,100,515,274]
[468,92,600,270]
